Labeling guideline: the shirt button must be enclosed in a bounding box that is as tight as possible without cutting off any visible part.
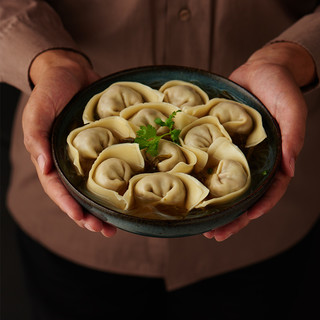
[179,8,191,21]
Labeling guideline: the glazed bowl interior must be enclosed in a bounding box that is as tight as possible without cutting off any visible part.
[51,65,281,238]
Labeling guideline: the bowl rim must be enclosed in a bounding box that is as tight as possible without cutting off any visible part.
[51,65,282,237]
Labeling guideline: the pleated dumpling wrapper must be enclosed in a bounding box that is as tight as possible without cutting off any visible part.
[87,143,145,210]
[179,116,231,172]
[67,116,136,175]
[197,137,251,208]
[183,98,267,148]
[145,140,197,174]
[120,102,196,134]
[123,172,209,215]
[159,80,209,109]
[83,81,164,123]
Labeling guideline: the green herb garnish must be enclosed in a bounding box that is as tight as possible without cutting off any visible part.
[134,110,181,156]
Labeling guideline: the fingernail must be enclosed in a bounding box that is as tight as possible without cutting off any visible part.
[224,232,234,240]
[84,222,97,232]
[101,226,117,238]
[37,154,45,174]
[76,220,85,228]
[215,232,233,242]
[203,230,216,239]
[289,157,295,177]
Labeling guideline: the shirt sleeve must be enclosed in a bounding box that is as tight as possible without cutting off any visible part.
[0,0,82,93]
[270,6,320,90]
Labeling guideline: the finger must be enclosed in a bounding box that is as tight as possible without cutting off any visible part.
[79,213,104,232]
[202,229,215,239]
[275,89,307,178]
[23,88,57,174]
[231,64,307,178]
[75,220,85,228]
[79,213,116,235]
[247,170,291,220]
[203,170,291,240]
[31,133,117,235]
[101,223,118,238]
[215,212,250,241]
[264,68,307,178]
[73,211,117,237]
[203,212,250,241]
[31,156,84,222]
[22,70,90,175]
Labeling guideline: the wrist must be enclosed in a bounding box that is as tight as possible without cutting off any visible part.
[29,49,93,86]
[247,42,316,87]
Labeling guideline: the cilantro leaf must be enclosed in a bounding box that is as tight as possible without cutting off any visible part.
[136,124,157,139]
[146,138,160,157]
[165,110,181,130]
[170,128,181,145]
[134,111,182,156]
[154,118,166,127]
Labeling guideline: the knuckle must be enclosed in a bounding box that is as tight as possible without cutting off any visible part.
[23,134,33,152]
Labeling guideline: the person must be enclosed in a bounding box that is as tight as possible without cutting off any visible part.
[1,0,319,319]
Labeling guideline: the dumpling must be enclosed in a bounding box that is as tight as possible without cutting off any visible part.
[87,143,145,210]
[210,102,253,136]
[93,158,133,194]
[67,116,136,175]
[123,172,209,213]
[65,79,267,217]
[183,98,267,148]
[97,85,144,118]
[120,102,196,132]
[197,137,251,207]
[72,128,117,159]
[180,116,231,151]
[184,123,224,149]
[128,173,186,206]
[82,81,164,123]
[205,160,247,197]
[145,140,197,173]
[178,116,230,172]
[209,100,267,147]
[159,80,209,109]
[123,105,171,136]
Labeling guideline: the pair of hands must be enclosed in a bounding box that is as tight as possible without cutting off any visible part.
[23,43,315,241]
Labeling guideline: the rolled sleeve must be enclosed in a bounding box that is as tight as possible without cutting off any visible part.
[0,0,80,93]
[270,8,320,90]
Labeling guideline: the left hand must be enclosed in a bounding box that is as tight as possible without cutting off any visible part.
[203,42,316,241]
[23,49,117,237]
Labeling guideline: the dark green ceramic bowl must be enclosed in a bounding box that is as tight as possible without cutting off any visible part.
[51,65,281,238]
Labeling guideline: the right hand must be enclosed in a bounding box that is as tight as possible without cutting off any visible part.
[22,49,117,237]
[203,42,315,241]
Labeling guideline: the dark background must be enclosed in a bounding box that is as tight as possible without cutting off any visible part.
[0,83,33,319]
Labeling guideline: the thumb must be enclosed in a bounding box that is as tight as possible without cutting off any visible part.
[22,86,57,174]
[22,67,99,174]
[230,63,307,178]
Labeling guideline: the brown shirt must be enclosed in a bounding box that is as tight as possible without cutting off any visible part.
[1,0,320,290]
